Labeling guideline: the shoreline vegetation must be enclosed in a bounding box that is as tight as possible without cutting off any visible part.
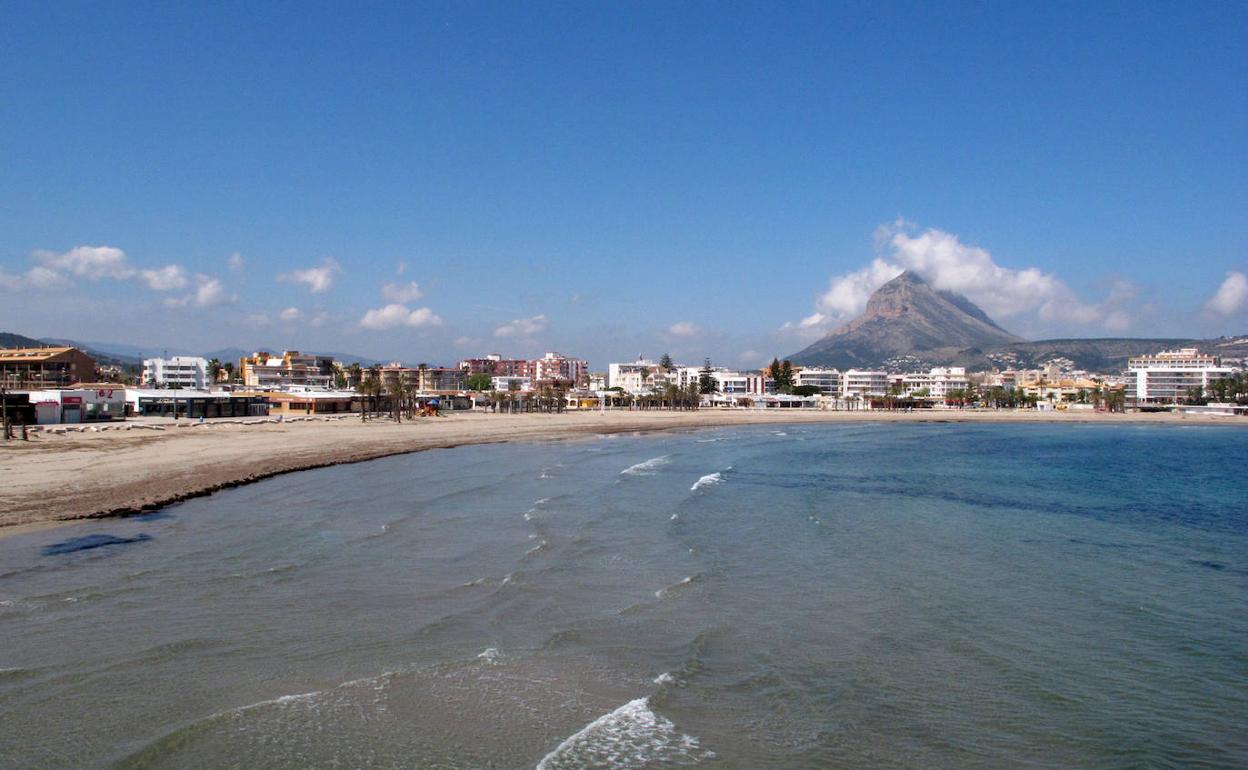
[2,409,1244,538]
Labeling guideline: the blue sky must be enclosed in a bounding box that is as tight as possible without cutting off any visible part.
[1,1,1245,367]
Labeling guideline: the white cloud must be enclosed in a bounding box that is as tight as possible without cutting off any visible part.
[494,314,548,338]
[359,303,443,330]
[666,321,701,337]
[163,274,231,308]
[814,258,904,321]
[20,264,71,288]
[454,336,481,348]
[1204,271,1248,317]
[279,258,341,294]
[139,264,189,291]
[246,313,271,326]
[227,252,245,272]
[787,222,1133,335]
[309,309,329,327]
[280,306,302,321]
[34,245,133,280]
[381,281,423,303]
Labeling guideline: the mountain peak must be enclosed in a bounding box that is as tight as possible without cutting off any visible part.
[788,273,1022,369]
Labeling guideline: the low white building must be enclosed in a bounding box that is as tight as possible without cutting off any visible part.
[491,375,532,392]
[142,356,210,389]
[26,387,126,424]
[1126,348,1235,404]
[795,367,840,395]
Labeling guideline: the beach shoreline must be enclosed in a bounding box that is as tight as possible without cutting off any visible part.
[1,408,1243,538]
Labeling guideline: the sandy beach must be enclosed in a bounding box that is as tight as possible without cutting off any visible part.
[1,408,1243,535]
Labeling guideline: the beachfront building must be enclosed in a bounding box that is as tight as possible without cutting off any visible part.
[126,389,267,419]
[532,352,589,387]
[238,351,335,389]
[0,346,97,388]
[713,371,751,394]
[419,367,467,392]
[141,356,210,389]
[794,367,841,395]
[458,354,532,378]
[261,390,360,416]
[607,358,659,393]
[842,370,889,400]
[491,375,532,392]
[899,367,969,401]
[461,352,588,388]
[1125,348,1235,404]
[26,387,126,424]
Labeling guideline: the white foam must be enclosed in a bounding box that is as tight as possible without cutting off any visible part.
[525,540,549,557]
[670,514,678,521]
[620,456,670,476]
[478,647,501,664]
[655,574,699,599]
[653,672,676,685]
[535,697,712,769]
[690,472,722,491]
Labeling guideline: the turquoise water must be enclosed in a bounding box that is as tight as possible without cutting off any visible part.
[1,423,1246,768]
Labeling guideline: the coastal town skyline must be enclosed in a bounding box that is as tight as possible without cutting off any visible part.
[2,4,1246,366]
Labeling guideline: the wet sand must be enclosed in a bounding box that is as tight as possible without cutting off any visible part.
[1,408,1242,535]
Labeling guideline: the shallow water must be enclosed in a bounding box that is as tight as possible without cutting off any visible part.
[1,423,1246,768]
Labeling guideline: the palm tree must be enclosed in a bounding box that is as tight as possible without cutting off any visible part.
[206,358,222,385]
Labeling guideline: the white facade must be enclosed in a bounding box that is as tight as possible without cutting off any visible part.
[712,371,750,394]
[843,370,889,398]
[142,356,210,389]
[795,367,840,395]
[27,387,126,424]
[607,358,657,393]
[1126,349,1235,403]
[491,375,532,392]
[901,367,968,400]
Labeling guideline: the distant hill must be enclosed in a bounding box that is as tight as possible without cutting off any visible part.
[788,271,1022,369]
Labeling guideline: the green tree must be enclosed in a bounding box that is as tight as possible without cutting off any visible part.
[466,373,493,392]
[206,358,222,385]
[659,353,674,370]
[698,359,717,395]
[777,360,795,394]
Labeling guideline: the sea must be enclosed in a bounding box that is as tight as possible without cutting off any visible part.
[1,422,1246,769]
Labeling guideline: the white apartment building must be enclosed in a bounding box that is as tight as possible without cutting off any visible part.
[842,370,889,399]
[142,356,210,389]
[795,367,840,395]
[608,358,657,393]
[901,367,968,400]
[1126,349,1235,404]
[713,371,750,394]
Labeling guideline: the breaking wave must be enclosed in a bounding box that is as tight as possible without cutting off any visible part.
[689,473,722,491]
[620,456,670,476]
[535,697,712,769]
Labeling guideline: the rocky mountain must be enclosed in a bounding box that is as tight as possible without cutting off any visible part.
[788,271,1022,369]
[786,275,1248,373]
